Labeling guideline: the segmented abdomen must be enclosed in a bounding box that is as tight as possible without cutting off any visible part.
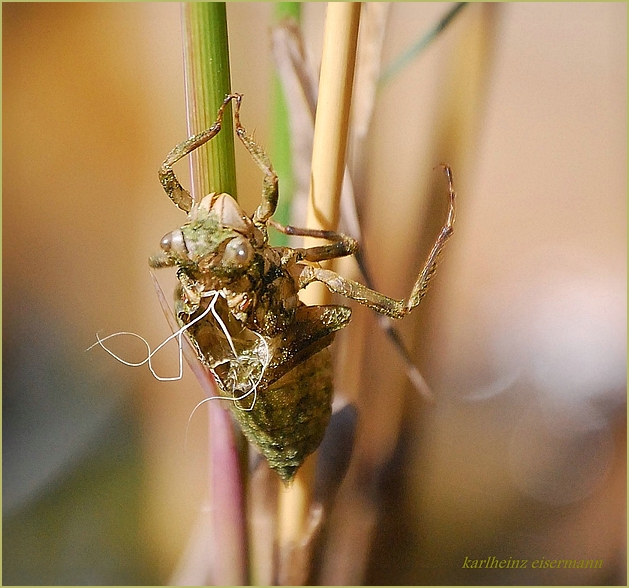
[228,348,333,482]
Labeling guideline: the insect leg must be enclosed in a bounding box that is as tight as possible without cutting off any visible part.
[269,219,358,262]
[148,253,175,269]
[299,166,456,318]
[230,95,279,225]
[404,165,456,311]
[158,94,238,212]
[300,265,405,317]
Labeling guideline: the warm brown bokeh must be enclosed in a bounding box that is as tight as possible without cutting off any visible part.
[3,3,625,585]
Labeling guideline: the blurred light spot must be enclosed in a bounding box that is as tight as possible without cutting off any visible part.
[527,274,626,430]
[472,248,625,429]
[465,249,625,505]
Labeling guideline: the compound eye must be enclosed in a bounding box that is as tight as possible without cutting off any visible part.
[222,235,254,267]
[160,230,187,256]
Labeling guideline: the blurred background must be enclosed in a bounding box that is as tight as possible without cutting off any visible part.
[3,3,626,585]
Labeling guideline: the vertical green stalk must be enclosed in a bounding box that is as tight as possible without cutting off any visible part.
[180,4,247,586]
[183,2,237,200]
[270,2,301,244]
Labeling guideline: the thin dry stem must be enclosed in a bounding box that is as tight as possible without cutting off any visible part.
[277,3,361,585]
[301,2,361,306]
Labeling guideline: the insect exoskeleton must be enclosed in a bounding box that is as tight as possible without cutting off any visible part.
[147,93,455,481]
[151,190,351,482]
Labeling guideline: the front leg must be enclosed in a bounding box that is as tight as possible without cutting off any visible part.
[269,220,358,263]
[230,94,279,226]
[299,266,408,318]
[148,252,175,269]
[158,94,237,212]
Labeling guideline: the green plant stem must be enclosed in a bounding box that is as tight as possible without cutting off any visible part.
[181,4,247,586]
[183,2,237,200]
[270,3,301,244]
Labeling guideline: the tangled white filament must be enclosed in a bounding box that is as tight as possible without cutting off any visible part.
[89,291,270,412]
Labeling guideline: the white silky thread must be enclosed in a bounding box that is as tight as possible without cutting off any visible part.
[89,290,270,413]
[88,292,219,381]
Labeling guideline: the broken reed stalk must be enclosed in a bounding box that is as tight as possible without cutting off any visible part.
[181,4,247,586]
[277,3,361,584]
